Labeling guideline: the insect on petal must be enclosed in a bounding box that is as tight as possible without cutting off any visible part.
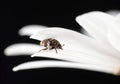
[30,27,120,61]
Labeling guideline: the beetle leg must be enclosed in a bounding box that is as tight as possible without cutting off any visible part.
[38,47,48,53]
[55,48,58,54]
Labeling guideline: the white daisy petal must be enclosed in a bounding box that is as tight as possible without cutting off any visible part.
[32,49,120,68]
[18,25,47,36]
[76,11,115,43]
[116,13,120,23]
[12,60,119,75]
[81,28,90,36]
[4,43,43,56]
[30,27,120,60]
[106,10,120,16]
[107,21,120,52]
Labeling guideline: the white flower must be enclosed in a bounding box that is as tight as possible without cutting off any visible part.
[4,11,120,76]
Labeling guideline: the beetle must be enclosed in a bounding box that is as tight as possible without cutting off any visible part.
[39,38,64,53]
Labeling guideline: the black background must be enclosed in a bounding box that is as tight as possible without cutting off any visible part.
[1,0,120,84]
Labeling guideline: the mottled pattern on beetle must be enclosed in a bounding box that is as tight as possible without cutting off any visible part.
[42,38,63,49]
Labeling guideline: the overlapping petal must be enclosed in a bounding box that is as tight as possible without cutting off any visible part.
[76,11,115,43]
[31,49,120,68]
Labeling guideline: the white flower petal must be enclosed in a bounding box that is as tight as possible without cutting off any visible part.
[81,28,90,36]
[115,13,120,23]
[32,49,120,68]
[76,11,120,57]
[107,23,120,52]
[12,60,119,75]
[4,43,43,56]
[30,28,120,60]
[76,11,115,43]
[106,10,120,16]
[107,14,120,52]
[18,25,47,36]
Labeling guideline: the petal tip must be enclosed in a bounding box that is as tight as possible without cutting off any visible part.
[31,55,35,57]
[12,67,18,72]
[75,15,80,23]
[29,35,36,40]
[29,36,33,39]
[4,48,10,56]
